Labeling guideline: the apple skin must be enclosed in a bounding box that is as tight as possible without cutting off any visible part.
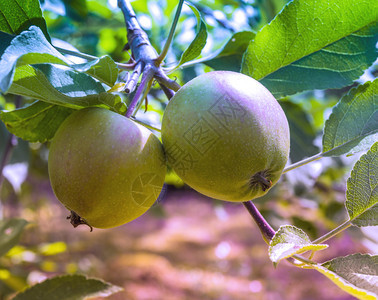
[48,107,166,229]
[161,71,290,202]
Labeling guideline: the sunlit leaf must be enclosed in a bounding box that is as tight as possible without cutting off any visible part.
[203,31,255,72]
[322,80,377,156]
[8,64,100,107]
[0,0,49,39]
[1,101,73,143]
[311,254,378,300]
[269,225,328,264]
[0,219,28,257]
[13,274,122,300]
[0,26,70,93]
[346,142,377,226]
[108,82,126,93]
[74,55,119,87]
[8,64,125,112]
[241,0,378,97]
[175,2,207,68]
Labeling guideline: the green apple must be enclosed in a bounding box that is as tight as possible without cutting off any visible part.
[161,71,290,202]
[48,107,166,229]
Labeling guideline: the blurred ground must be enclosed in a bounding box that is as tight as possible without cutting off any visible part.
[1,177,371,300]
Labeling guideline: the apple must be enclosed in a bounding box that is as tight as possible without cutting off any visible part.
[48,107,166,229]
[161,71,290,202]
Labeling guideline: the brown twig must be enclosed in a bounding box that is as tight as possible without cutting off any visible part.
[155,69,181,92]
[159,83,176,100]
[124,61,144,94]
[125,65,155,118]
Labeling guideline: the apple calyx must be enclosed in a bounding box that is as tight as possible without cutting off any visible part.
[67,211,93,232]
[250,171,273,192]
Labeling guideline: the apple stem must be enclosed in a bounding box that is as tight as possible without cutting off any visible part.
[283,153,322,173]
[242,201,275,244]
[156,0,185,65]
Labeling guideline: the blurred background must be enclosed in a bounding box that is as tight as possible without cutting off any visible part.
[0,0,377,299]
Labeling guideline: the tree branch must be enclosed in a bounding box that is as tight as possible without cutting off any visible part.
[117,0,180,117]
[159,83,176,100]
[155,69,181,92]
[118,0,158,65]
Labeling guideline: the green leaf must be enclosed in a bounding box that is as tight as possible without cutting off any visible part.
[1,101,74,143]
[74,55,119,87]
[176,2,207,68]
[0,0,49,39]
[8,64,101,107]
[8,64,125,113]
[0,218,28,257]
[0,26,70,93]
[13,274,122,300]
[259,0,289,23]
[61,0,88,21]
[203,31,255,72]
[346,142,378,227]
[241,0,378,97]
[311,254,378,300]
[269,225,328,264]
[291,216,318,240]
[322,80,377,156]
[0,31,15,56]
[260,22,378,98]
[280,101,318,163]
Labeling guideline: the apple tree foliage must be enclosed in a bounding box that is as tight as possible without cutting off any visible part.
[0,0,377,299]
